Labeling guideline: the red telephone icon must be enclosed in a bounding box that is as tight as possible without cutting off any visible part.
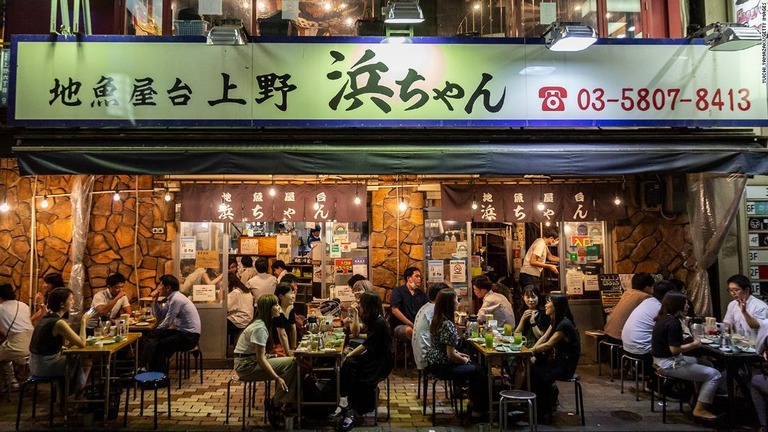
[539,86,567,111]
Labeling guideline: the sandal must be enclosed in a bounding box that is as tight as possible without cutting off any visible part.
[339,409,356,432]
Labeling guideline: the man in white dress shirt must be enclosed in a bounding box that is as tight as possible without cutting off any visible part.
[723,274,768,333]
[246,258,277,303]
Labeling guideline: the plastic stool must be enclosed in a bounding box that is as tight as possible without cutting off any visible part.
[650,368,684,423]
[621,352,645,401]
[558,373,585,426]
[133,371,171,430]
[499,390,537,432]
[15,375,63,430]
[598,339,622,381]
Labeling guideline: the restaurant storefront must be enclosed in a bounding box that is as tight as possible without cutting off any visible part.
[2,33,767,360]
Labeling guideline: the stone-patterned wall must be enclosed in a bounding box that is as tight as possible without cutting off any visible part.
[369,186,424,300]
[0,160,174,306]
[613,205,692,284]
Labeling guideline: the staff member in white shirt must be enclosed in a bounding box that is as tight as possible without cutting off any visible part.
[88,273,132,332]
[723,274,768,333]
[519,227,560,291]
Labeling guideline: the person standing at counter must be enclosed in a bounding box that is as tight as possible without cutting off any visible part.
[271,260,288,284]
[519,228,560,291]
[142,275,201,373]
[246,258,277,303]
[389,267,428,342]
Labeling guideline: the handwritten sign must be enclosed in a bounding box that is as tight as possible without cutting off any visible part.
[238,237,260,255]
[195,250,219,270]
[432,241,456,260]
[192,284,216,302]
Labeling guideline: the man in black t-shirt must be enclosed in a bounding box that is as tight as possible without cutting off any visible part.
[388,267,428,342]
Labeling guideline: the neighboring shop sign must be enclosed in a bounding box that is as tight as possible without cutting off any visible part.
[746,185,768,296]
[180,184,366,222]
[10,37,768,127]
[441,184,627,222]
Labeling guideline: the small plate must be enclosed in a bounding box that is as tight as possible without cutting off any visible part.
[100,339,115,345]
[133,322,150,326]
[468,338,485,343]
[719,347,731,352]
[495,345,510,352]
[699,338,713,344]
[322,348,336,352]
[743,347,757,353]
[294,348,308,352]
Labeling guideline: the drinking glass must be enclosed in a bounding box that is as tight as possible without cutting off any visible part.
[100,321,111,338]
[514,331,523,345]
[484,333,494,349]
[503,324,513,336]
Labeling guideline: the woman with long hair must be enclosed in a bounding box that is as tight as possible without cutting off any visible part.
[529,293,580,420]
[273,282,296,355]
[233,294,297,419]
[652,291,721,421]
[425,288,488,421]
[349,279,374,338]
[509,285,551,389]
[332,291,392,430]
[29,288,92,393]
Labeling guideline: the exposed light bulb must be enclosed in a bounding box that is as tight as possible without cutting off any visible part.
[218,202,227,212]
[0,202,8,213]
[113,191,120,201]
[313,201,320,210]
[164,191,172,201]
[354,195,361,205]
[614,196,622,206]
[545,221,551,227]
[398,199,408,212]
[473,3,480,9]
[537,202,545,211]
[269,187,276,197]
[471,201,478,210]
[40,195,49,209]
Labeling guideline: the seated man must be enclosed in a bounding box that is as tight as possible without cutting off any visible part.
[141,275,201,373]
[621,280,678,379]
[604,272,654,343]
[388,267,428,342]
[474,275,515,328]
[87,272,132,334]
[0,283,34,390]
[246,258,277,303]
[723,274,768,333]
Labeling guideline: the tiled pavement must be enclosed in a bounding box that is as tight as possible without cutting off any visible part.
[1,361,743,431]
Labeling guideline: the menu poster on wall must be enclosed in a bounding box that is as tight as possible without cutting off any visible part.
[180,236,196,259]
[192,285,217,302]
[584,275,600,291]
[334,258,353,274]
[432,241,456,260]
[598,274,622,290]
[449,259,466,283]
[195,250,220,270]
[566,271,584,295]
[428,260,445,283]
[598,273,623,314]
[619,274,634,291]
[352,257,368,277]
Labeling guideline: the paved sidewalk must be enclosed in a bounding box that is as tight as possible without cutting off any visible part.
[2,362,736,431]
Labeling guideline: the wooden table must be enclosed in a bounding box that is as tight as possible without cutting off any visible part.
[467,339,532,425]
[294,336,345,428]
[63,332,142,422]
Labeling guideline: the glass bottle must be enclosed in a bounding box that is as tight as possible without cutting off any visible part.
[468,315,479,339]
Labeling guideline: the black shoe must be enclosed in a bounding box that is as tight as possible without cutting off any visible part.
[339,409,356,432]
[328,405,349,420]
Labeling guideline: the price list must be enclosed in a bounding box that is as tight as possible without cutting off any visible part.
[746,186,768,297]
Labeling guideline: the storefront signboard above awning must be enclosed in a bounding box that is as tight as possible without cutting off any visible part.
[9,35,768,128]
[441,184,627,222]
[180,184,366,222]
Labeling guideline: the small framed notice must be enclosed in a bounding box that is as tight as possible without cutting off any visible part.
[238,237,260,255]
[192,284,217,302]
[195,250,220,270]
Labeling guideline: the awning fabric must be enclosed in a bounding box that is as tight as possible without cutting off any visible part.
[13,138,768,176]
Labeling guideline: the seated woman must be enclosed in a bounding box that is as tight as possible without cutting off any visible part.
[273,282,296,355]
[234,294,297,421]
[652,291,721,421]
[333,291,392,430]
[509,285,551,389]
[528,293,580,421]
[751,320,768,432]
[349,279,374,339]
[425,288,488,421]
[29,288,92,394]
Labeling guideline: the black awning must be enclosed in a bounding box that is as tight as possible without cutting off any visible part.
[12,132,768,176]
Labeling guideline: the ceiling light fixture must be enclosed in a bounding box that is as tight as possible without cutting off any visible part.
[543,21,597,52]
[691,22,763,51]
[383,0,425,24]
